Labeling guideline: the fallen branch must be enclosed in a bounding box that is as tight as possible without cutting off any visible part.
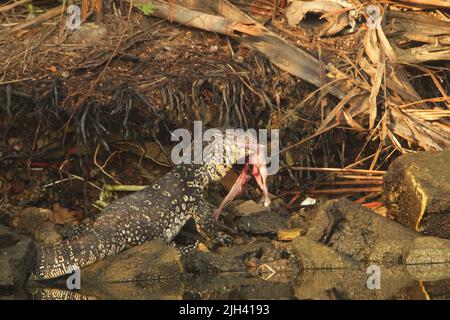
[397,44,450,64]
[394,0,450,8]
[0,0,32,13]
[287,167,385,175]
[135,0,345,99]
[307,187,382,194]
[1,5,65,37]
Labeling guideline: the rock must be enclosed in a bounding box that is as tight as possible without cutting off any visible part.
[0,225,36,292]
[384,150,450,239]
[234,200,269,216]
[184,274,295,299]
[407,263,450,282]
[334,266,417,300]
[277,228,302,241]
[287,210,309,230]
[11,207,62,244]
[44,240,186,299]
[305,199,450,266]
[294,265,419,300]
[405,237,450,265]
[369,239,412,265]
[305,202,344,243]
[183,241,290,274]
[236,211,289,237]
[294,269,344,299]
[0,209,12,226]
[284,236,353,269]
[82,239,184,283]
[306,199,419,263]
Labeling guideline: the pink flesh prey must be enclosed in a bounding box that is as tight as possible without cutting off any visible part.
[214,143,271,221]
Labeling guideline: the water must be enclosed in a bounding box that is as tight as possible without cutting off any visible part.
[11,263,450,300]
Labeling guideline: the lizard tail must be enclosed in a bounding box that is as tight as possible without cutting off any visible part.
[31,230,126,280]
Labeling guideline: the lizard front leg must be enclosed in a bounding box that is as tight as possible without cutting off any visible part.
[191,197,233,248]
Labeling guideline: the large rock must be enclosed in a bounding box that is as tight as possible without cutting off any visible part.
[0,225,36,292]
[182,241,291,274]
[82,239,184,283]
[294,266,419,300]
[306,199,418,263]
[11,207,62,244]
[405,237,450,265]
[280,236,354,269]
[236,211,289,237]
[306,199,450,266]
[383,150,450,239]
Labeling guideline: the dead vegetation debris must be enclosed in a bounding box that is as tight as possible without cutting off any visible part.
[0,0,449,219]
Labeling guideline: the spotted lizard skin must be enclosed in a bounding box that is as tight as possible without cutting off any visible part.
[32,134,250,280]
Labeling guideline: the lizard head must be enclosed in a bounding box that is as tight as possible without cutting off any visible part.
[198,129,271,219]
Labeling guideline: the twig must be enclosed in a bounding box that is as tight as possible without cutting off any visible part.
[43,174,101,190]
[395,0,450,9]
[286,167,385,174]
[0,0,32,13]
[93,144,121,184]
[307,187,382,195]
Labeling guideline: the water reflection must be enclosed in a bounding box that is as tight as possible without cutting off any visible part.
[13,263,450,300]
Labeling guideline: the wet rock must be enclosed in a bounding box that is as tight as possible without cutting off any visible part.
[294,266,419,300]
[307,199,419,263]
[369,239,412,265]
[336,266,417,300]
[305,202,344,243]
[306,199,450,266]
[183,241,290,274]
[0,225,36,292]
[384,150,450,239]
[11,207,62,244]
[283,236,354,269]
[82,239,184,283]
[294,269,344,299]
[28,244,185,299]
[183,274,295,299]
[234,200,269,215]
[407,263,450,282]
[405,237,450,265]
[287,210,309,230]
[236,211,289,237]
